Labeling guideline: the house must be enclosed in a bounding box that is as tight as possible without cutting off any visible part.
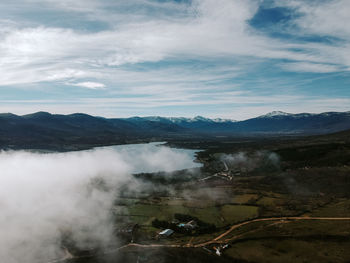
[185,220,198,230]
[159,229,174,237]
[213,244,230,256]
[177,220,198,231]
[114,223,139,242]
[172,219,180,224]
[213,246,221,256]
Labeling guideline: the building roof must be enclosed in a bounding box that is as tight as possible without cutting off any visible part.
[159,229,174,236]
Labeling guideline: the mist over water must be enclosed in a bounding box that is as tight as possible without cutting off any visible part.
[0,142,200,263]
[98,142,201,173]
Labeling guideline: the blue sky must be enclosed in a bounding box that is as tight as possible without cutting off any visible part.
[0,0,349,120]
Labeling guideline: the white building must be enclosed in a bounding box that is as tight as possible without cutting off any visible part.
[159,229,174,237]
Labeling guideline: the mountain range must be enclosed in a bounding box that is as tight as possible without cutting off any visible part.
[125,111,350,135]
[1,111,350,150]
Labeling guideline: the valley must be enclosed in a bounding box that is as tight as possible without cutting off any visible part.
[48,129,350,263]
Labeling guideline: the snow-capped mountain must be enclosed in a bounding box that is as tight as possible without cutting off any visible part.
[258,111,292,118]
[124,111,350,135]
[1,111,350,150]
[142,116,236,124]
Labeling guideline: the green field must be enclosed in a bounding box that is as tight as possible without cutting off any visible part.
[310,199,350,217]
[220,205,258,223]
[226,239,350,263]
[121,202,259,228]
[225,220,350,263]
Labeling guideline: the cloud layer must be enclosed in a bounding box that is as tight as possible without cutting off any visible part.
[0,0,349,118]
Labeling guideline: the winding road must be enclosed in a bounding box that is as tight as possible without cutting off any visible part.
[194,216,350,247]
[45,216,350,262]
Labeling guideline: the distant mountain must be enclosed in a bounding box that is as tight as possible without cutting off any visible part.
[0,111,350,150]
[234,111,350,134]
[128,111,350,135]
[137,116,236,131]
[257,111,292,118]
[139,116,235,124]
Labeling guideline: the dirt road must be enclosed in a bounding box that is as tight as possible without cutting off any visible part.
[195,216,350,247]
[45,216,350,262]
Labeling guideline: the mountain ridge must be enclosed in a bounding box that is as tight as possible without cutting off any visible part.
[1,110,350,150]
[5,110,350,122]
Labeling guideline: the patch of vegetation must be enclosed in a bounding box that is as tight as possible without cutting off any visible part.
[220,205,258,223]
[225,220,350,263]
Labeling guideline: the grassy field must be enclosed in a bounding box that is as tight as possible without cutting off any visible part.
[225,239,350,263]
[124,202,259,228]
[231,194,259,204]
[222,219,350,262]
[108,130,350,262]
[310,199,350,217]
[220,205,258,223]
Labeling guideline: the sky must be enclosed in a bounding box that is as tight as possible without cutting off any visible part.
[0,0,349,120]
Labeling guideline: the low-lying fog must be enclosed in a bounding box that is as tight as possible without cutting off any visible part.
[0,142,200,263]
[99,142,201,173]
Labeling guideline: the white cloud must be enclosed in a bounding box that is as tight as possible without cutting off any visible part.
[279,0,350,39]
[0,0,349,116]
[72,81,106,89]
[274,0,350,71]
[280,62,341,73]
[1,0,347,88]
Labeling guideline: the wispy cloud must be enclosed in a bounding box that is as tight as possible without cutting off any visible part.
[0,0,349,116]
[71,81,106,89]
[280,62,341,73]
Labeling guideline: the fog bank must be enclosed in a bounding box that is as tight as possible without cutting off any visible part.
[221,151,280,172]
[0,143,199,263]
